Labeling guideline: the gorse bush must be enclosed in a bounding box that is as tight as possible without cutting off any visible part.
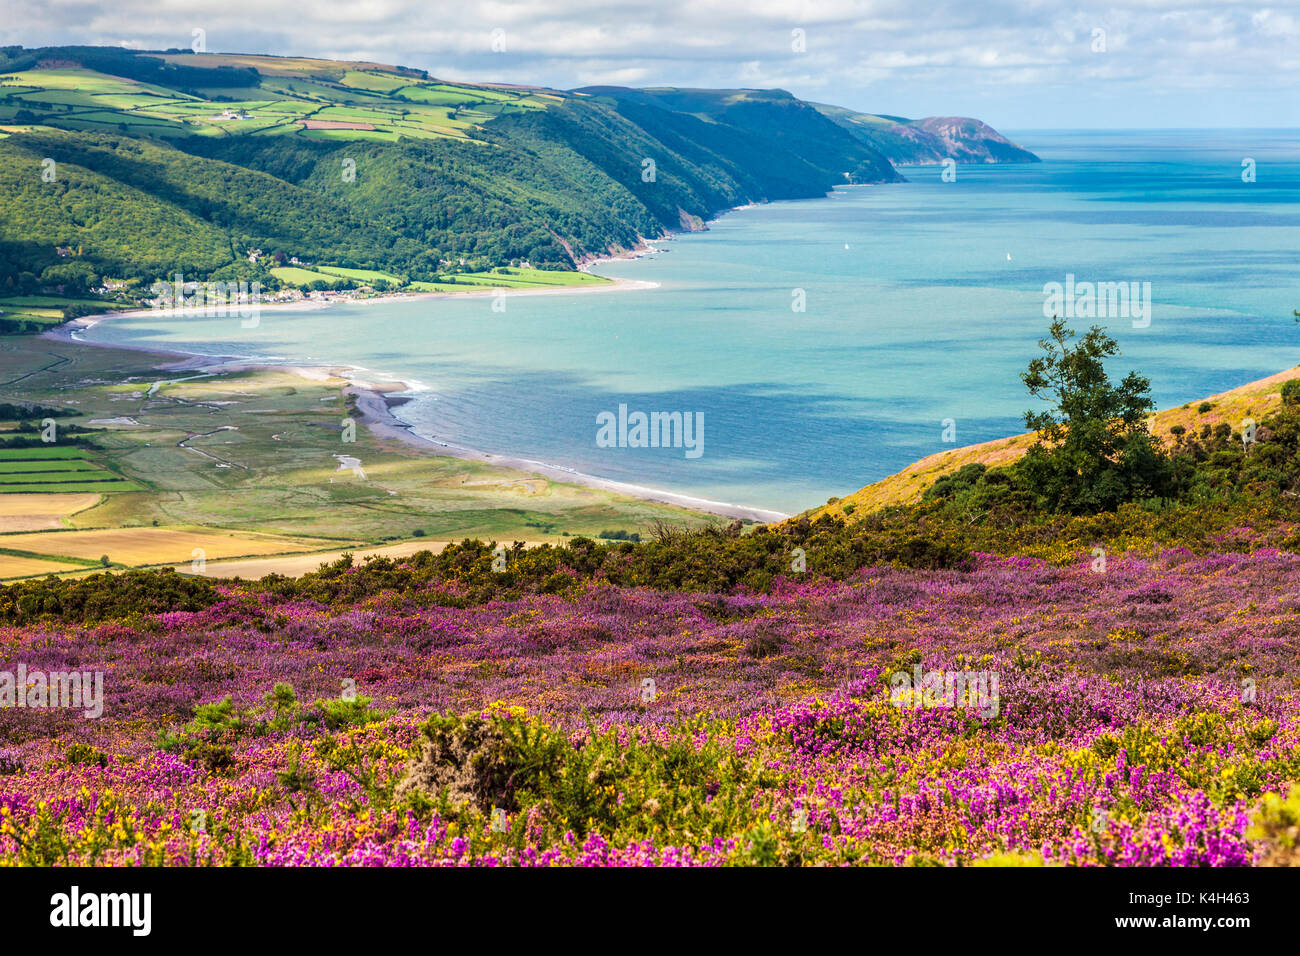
[0,568,216,624]
[396,708,786,850]
[254,519,975,607]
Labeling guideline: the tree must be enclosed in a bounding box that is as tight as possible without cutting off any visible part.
[1018,318,1169,513]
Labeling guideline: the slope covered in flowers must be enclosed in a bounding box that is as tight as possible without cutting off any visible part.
[1,549,1298,866]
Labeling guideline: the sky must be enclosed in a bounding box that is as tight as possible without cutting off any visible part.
[3,0,1298,128]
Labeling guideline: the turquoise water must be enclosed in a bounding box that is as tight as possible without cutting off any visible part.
[83,130,1300,514]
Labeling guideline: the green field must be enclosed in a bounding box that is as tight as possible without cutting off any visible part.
[270,266,337,285]
[408,268,609,292]
[0,481,137,494]
[272,264,609,294]
[0,446,88,460]
[0,295,119,328]
[318,266,403,283]
[0,61,552,143]
[0,446,140,493]
[0,459,101,472]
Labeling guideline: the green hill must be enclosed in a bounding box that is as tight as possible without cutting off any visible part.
[0,45,1025,302]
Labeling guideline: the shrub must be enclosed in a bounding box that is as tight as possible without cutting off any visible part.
[1019,319,1167,514]
[1248,785,1300,867]
[64,744,109,768]
[0,568,217,625]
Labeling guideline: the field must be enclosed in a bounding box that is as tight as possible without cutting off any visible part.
[0,526,340,567]
[0,446,139,494]
[167,537,547,578]
[0,296,119,329]
[0,492,101,532]
[0,335,719,580]
[0,553,81,577]
[271,264,608,294]
[269,266,338,286]
[0,60,558,144]
[409,269,608,290]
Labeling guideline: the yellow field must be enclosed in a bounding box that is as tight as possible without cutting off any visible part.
[0,553,82,579]
[0,527,344,567]
[172,539,550,579]
[0,493,102,532]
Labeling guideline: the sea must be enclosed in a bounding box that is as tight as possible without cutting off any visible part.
[79,129,1300,515]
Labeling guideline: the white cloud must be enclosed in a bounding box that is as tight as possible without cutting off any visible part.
[2,0,1297,125]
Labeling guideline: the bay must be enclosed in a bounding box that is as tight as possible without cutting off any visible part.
[81,129,1300,514]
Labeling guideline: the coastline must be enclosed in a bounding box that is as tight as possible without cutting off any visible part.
[344,382,789,523]
[40,261,792,526]
[72,268,662,325]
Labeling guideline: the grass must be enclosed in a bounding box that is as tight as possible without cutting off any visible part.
[0,447,87,460]
[272,264,609,294]
[0,459,103,473]
[408,268,609,292]
[0,480,138,493]
[0,295,120,327]
[270,266,337,285]
[317,266,403,283]
[0,448,138,493]
[0,58,555,146]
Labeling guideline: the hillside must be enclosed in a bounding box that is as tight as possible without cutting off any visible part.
[807,364,1300,523]
[812,102,1040,165]
[0,46,1030,301]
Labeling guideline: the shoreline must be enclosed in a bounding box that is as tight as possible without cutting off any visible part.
[344,382,789,523]
[40,261,792,525]
[75,267,663,324]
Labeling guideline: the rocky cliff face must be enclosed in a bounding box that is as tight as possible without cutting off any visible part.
[909,116,1040,164]
[811,104,1040,165]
